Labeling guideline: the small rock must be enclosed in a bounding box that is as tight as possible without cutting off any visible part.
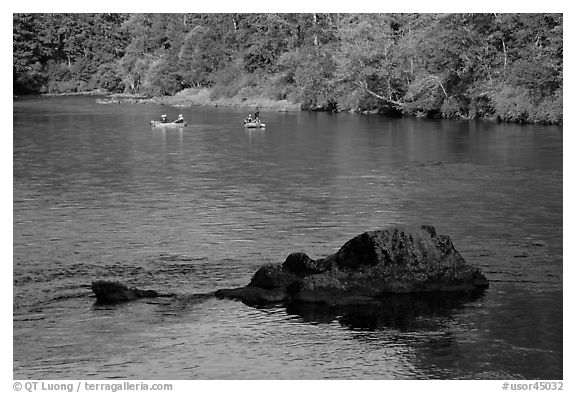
[91,280,158,304]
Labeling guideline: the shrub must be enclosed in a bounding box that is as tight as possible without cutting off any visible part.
[92,63,124,93]
[491,86,532,123]
[440,97,467,119]
[491,85,562,125]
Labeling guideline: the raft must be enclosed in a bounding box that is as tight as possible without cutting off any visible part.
[96,98,120,104]
[150,120,187,128]
[244,122,266,129]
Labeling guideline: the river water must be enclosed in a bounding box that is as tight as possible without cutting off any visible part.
[13,96,562,379]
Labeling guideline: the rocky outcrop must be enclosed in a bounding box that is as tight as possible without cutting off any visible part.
[91,280,160,304]
[91,226,488,307]
[215,225,489,306]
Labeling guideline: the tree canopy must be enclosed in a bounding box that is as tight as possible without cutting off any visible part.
[13,13,562,124]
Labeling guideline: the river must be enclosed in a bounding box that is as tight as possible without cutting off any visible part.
[13,95,562,379]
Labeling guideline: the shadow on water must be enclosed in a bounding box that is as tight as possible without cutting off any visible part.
[88,286,487,334]
[284,290,487,332]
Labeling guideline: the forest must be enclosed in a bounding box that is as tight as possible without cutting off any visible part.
[13,13,563,124]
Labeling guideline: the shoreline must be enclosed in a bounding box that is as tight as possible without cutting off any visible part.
[37,89,301,112]
[143,88,302,112]
[95,88,301,112]
[33,89,561,126]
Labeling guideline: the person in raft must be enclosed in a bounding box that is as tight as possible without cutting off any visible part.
[254,108,260,123]
[161,114,168,123]
[173,114,185,123]
[244,114,253,124]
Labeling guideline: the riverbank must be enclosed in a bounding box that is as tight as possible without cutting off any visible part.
[108,88,302,112]
[42,88,560,126]
[43,89,109,96]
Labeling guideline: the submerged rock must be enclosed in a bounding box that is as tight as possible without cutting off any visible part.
[91,280,159,304]
[215,225,489,306]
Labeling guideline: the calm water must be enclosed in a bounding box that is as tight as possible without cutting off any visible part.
[13,96,562,379]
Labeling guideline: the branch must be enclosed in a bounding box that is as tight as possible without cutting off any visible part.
[354,81,405,108]
[427,75,448,98]
[412,75,448,99]
[501,38,507,70]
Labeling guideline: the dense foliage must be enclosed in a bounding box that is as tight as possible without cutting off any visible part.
[13,13,562,124]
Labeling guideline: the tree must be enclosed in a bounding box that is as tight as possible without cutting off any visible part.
[333,14,404,112]
[12,13,562,124]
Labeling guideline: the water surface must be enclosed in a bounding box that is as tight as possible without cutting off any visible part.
[13,96,562,379]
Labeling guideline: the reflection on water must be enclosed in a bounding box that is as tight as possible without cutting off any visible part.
[13,96,562,379]
[285,291,487,331]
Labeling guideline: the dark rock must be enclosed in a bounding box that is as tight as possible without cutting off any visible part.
[93,226,488,308]
[325,226,466,270]
[421,225,437,237]
[216,225,489,306]
[248,264,300,289]
[215,286,288,306]
[282,252,333,277]
[91,280,159,304]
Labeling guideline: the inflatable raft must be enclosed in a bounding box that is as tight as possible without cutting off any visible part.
[244,122,266,129]
[150,120,187,128]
